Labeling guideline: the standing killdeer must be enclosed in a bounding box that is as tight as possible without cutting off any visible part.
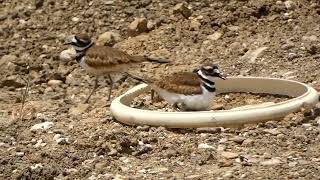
[131,64,227,111]
[65,34,168,103]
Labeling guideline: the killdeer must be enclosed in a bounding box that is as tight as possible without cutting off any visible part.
[131,64,227,111]
[65,34,168,103]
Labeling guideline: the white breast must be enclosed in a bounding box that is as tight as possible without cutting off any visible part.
[155,87,215,111]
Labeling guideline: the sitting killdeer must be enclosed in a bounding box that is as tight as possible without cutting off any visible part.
[65,34,168,103]
[131,64,227,111]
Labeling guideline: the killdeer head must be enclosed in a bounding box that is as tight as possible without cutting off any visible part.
[65,34,93,51]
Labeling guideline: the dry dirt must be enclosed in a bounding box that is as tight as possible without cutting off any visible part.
[1,0,320,179]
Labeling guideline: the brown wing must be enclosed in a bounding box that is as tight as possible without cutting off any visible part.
[154,72,202,95]
[84,45,148,68]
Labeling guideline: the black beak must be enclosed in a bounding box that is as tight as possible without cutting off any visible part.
[64,42,72,45]
[218,73,227,80]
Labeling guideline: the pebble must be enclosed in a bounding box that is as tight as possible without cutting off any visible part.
[127,18,148,37]
[241,47,268,64]
[30,122,54,132]
[173,3,192,18]
[0,55,17,67]
[59,48,76,61]
[136,125,150,131]
[288,52,298,60]
[222,170,234,178]
[35,0,44,9]
[30,164,43,171]
[56,137,68,145]
[207,32,223,41]
[96,31,122,46]
[196,127,222,134]
[288,161,298,167]
[229,136,246,144]
[284,1,296,10]
[34,139,47,148]
[16,152,25,157]
[198,143,214,149]
[217,144,226,152]
[72,17,79,22]
[221,151,239,159]
[260,158,282,166]
[69,103,90,115]
[48,79,63,86]
[190,19,201,31]
[302,35,318,42]
[242,138,254,146]
[263,128,281,135]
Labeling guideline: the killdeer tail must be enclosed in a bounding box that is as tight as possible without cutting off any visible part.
[145,56,170,64]
[125,73,149,84]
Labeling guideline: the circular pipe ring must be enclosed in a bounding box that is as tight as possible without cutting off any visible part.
[110,77,319,128]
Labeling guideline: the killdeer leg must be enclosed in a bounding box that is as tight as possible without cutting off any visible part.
[172,102,180,111]
[84,77,99,103]
[107,74,113,101]
[151,89,155,103]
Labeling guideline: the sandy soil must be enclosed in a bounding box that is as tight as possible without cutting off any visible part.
[0,0,320,179]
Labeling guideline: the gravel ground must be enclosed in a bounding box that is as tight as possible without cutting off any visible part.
[0,0,320,179]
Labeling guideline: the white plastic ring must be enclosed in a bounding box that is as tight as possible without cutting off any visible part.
[110,77,319,128]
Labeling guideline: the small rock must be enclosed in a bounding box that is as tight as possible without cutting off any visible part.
[136,125,150,131]
[173,3,192,18]
[302,35,318,42]
[242,138,254,146]
[30,164,43,171]
[186,175,202,179]
[48,80,62,86]
[104,0,114,5]
[263,128,281,135]
[222,170,234,178]
[147,21,156,31]
[56,137,68,145]
[60,48,76,61]
[196,127,221,134]
[0,12,8,21]
[211,104,224,110]
[260,158,282,166]
[34,139,46,148]
[207,32,223,41]
[95,161,108,173]
[228,26,240,31]
[30,122,54,132]
[221,151,239,159]
[229,136,246,144]
[218,159,233,167]
[96,31,122,46]
[72,17,79,22]
[0,55,17,67]
[288,52,298,60]
[69,103,90,115]
[35,0,44,9]
[190,19,201,31]
[241,47,268,64]
[127,18,148,37]
[16,152,25,157]
[288,161,298,167]
[198,143,214,149]
[217,144,226,152]
[284,1,296,10]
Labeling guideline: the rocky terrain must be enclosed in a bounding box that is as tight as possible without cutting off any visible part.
[0,0,320,179]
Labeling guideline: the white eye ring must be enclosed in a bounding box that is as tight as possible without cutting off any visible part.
[72,36,78,43]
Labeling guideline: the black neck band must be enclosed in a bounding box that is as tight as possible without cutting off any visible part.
[202,83,216,92]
